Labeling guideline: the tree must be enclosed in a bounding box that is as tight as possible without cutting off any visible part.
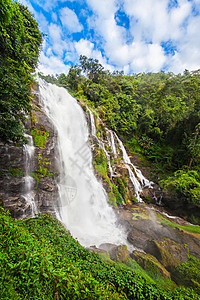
[79,55,104,82]
[0,0,42,145]
[188,123,200,168]
[67,65,82,90]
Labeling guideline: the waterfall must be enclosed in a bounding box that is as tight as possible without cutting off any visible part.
[114,133,153,201]
[87,107,153,201]
[39,79,128,248]
[87,107,114,178]
[23,134,37,216]
[88,107,97,136]
[108,130,117,158]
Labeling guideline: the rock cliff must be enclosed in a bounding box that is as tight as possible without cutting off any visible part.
[0,85,59,219]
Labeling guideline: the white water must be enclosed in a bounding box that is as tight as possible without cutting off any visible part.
[98,139,114,178]
[39,80,129,248]
[87,107,97,136]
[114,133,153,201]
[87,108,153,201]
[109,130,117,158]
[87,108,114,178]
[23,134,37,216]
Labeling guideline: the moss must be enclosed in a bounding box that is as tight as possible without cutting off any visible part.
[154,239,189,270]
[158,215,200,235]
[93,149,126,206]
[113,177,128,201]
[31,128,49,148]
[7,167,23,177]
[108,192,118,207]
[116,245,128,263]
[98,252,112,263]
[32,153,53,189]
[131,251,176,289]
[31,172,39,189]
[130,195,138,203]
[131,206,150,220]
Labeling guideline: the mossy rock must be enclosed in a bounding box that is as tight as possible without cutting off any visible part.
[145,238,189,271]
[131,251,170,279]
[110,245,129,263]
[99,243,129,263]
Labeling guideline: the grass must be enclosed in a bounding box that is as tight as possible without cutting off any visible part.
[158,215,200,235]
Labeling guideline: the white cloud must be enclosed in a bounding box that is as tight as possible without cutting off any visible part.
[86,0,117,17]
[85,0,200,73]
[75,39,114,71]
[52,12,58,22]
[18,0,200,74]
[60,7,83,33]
[75,39,94,57]
[38,52,70,75]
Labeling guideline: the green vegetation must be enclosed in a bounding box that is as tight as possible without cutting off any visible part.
[158,215,200,235]
[93,149,125,206]
[171,256,200,291]
[161,169,200,207]
[130,251,174,290]
[0,209,200,299]
[32,153,54,189]
[39,56,200,218]
[31,128,49,148]
[0,0,42,145]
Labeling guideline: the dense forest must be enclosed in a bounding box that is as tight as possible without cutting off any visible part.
[39,56,200,223]
[0,0,42,144]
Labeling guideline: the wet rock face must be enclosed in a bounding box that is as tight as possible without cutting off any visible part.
[31,90,59,217]
[0,144,28,218]
[0,88,59,219]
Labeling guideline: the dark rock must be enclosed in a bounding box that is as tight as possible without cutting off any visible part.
[145,239,189,271]
[99,243,129,263]
[87,246,108,255]
[109,245,129,262]
[131,250,171,278]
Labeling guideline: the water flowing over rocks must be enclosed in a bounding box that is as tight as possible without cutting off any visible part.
[86,107,159,206]
[0,84,59,218]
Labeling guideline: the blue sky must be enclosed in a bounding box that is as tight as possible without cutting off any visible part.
[18,0,200,75]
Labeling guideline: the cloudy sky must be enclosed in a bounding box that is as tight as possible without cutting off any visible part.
[18,0,200,75]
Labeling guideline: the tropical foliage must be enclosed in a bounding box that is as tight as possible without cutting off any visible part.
[0,209,199,299]
[0,0,42,144]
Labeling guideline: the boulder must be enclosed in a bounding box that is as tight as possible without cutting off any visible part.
[145,238,189,271]
[99,243,129,263]
[131,250,171,279]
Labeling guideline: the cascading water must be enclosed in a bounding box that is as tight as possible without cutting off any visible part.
[87,107,153,201]
[108,130,117,158]
[114,133,153,201]
[88,107,97,136]
[23,134,37,216]
[39,79,128,248]
[87,107,114,178]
